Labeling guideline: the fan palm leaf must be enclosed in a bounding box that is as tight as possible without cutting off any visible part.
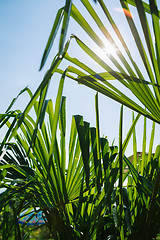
[40,0,160,125]
[0,86,122,239]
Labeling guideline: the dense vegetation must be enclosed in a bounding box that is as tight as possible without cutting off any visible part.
[1,0,160,239]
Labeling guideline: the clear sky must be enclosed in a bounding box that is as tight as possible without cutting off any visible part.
[0,0,160,156]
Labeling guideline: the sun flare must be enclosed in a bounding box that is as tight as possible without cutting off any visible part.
[103,41,118,56]
[96,40,118,60]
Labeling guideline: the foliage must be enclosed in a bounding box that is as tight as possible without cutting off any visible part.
[2,83,160,239]
[118,116,160,240]
[0,87,120,239]
[39,0,160,124]
[1,0,160,239]
[38,1,160,237]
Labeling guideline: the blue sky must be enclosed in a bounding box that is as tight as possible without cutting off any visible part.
[0,0,160,156]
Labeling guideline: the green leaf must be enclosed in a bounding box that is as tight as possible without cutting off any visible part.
[40,7,64,70]
[74,115,90,187]
[59,0,72,55]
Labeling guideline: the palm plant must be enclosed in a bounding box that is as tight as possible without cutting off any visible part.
[2,85,160,239]
[0,83,123,239]
[37,1,160,238]
[38,0,160,123]
[0,81,142,239]
[5,0,159,141]
[1,1,160,239]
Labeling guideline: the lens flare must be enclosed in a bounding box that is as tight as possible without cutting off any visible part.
[103,41,118,56]
[96,40,118,60]
[115,8,133,19]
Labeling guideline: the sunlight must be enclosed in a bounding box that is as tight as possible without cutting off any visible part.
[96,40,118,60]
[103,41,118,57]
